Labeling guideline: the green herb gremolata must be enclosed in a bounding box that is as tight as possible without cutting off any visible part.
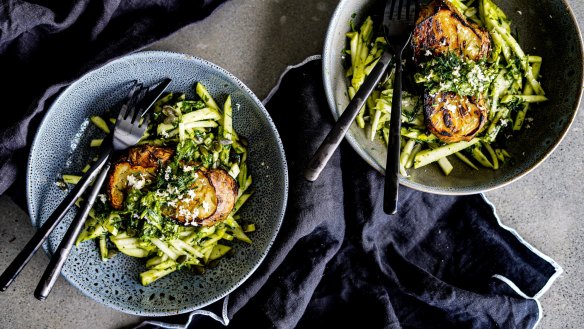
[414,53,496,97]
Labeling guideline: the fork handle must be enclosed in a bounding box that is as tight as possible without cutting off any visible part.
[34,159,111,301]
[0,148,110,292]
[383,50,404,215]
[304,50,393,181]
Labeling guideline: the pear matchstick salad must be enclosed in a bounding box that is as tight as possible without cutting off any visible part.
[344,0,547,176]
[63,83,255,286]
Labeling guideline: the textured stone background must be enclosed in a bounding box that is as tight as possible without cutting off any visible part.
[0,0,582,328]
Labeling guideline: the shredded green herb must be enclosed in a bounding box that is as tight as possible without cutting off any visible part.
[414,53,497,97]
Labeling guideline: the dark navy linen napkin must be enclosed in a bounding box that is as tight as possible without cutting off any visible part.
[136,57,562,329]
[0,0,226,198]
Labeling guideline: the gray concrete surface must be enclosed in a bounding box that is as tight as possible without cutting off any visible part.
[0,0,582,328]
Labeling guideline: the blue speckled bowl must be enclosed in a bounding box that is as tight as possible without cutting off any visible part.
[26,51,288,316]
[323,0,583,194]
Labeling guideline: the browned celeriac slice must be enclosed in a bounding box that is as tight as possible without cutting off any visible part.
[108,145,174,209]
[413,0,492,143]
[412,0,491,62]
[423,92,488,143]
[169,169,238,227]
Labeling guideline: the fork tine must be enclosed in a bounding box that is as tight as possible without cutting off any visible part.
[123,85,146,122]
[117,83,143,122]
[128,87,148,123]
[139,113,150,129]
[410,0,418,21]
[397,0,404,20]
[125,83,143,113]
[401,0,415,20]
[387,0,397,20]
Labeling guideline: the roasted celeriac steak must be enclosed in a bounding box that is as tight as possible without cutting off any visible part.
[423,92,488,143]
[169,168,238,227]
[108,145,174,209]
[108,144,238,227]
[413,0,492,143]
[413,0,490,62]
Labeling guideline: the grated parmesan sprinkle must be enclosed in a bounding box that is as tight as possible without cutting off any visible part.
[127,173,146,190]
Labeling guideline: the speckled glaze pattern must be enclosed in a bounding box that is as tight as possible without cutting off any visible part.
[323,0,584,194]
[26,51,288,316]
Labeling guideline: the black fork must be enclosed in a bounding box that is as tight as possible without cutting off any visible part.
[33,78,171,300]
[303,0,402,183]
[383,0,418,215]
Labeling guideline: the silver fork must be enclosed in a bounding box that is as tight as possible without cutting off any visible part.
[33,78,171,300]
[383,0,418,215]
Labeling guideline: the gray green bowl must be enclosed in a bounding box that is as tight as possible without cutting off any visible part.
[26,51,288,315]
[323,0,584,194]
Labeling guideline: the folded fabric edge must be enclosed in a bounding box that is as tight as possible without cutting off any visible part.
[480,194,563,329]
[132,295,230,329]
[489,275,544,329]
[262,55,322,105]
[260,54,564,302]
[480,194,563,298]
